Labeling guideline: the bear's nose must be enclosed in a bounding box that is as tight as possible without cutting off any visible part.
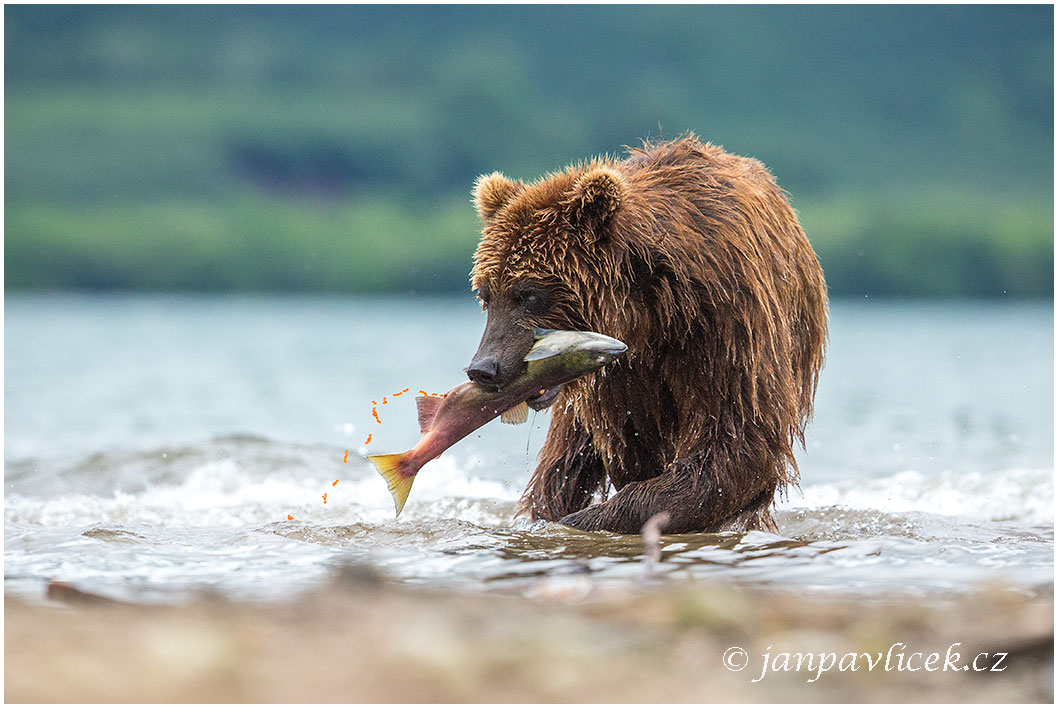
[466,357,501,388]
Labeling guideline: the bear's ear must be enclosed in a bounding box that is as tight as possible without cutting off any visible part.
[565,166,627,240]
[473,172,523,222]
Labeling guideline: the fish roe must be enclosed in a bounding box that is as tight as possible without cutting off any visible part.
[332,479,339,487]
[364,433,372,445]
[322,493,328,504]
[343,449,348,463]
[287,514,294,521]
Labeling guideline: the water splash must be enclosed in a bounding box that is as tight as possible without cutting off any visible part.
[4,436,1053,603]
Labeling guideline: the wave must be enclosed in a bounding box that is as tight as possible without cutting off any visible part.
[4,435,520,529]
[5,436,1052,535]
[782,467,1053,526]
[5,436,1052,601]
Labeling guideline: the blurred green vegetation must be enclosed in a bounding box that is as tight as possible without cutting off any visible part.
[5,5,1053,297]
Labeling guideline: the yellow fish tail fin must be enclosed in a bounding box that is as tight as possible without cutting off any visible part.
[367,453,416,516]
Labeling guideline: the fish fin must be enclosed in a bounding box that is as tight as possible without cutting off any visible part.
[367,453,415,516]
[415,395,443,435]
[532,327,558,339]
[500,400,529,425]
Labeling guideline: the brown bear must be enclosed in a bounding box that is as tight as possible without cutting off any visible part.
[466,135,828,534]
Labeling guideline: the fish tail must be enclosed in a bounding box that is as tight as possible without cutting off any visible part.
[367,453,416,516]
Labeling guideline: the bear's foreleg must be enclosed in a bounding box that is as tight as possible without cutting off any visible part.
[519,411,608,522]
[558,453,777,534]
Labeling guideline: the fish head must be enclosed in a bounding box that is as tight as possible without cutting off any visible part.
[556,331,628,375]
[518,330,626,410]
[526,329,627,373]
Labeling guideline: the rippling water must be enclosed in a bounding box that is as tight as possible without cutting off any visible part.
[5,294,1053,602]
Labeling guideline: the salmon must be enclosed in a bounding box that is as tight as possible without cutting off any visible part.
[368,329,627,515]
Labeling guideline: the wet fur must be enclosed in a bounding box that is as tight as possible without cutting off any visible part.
[470,135,828,534]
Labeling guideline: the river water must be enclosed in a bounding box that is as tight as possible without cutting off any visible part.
[5,294,1053,603]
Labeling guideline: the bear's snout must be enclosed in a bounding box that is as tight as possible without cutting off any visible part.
[466,356,502,389]
[468,296,537,390]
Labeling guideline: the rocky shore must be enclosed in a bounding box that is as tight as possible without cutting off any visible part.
[6,568,1052,703]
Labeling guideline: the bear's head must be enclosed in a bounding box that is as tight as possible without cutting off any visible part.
[466,162,636,405]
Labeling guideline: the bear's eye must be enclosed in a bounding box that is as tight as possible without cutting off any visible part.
[517,289,550,315]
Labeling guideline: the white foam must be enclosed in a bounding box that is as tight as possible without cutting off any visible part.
[786,468,1054,525]
[4,452,523,529]
[6,442,1052,532]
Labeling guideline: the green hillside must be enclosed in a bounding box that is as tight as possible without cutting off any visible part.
[5,5,1053,296]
